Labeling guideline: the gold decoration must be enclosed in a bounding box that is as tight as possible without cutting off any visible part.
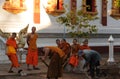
[17,24,29,48]
[110,0,120,19]
[0,29,10,38]
[2,0,27,14]
[45,0,65,16]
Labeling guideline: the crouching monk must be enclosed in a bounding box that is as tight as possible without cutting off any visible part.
[40,46,65,79]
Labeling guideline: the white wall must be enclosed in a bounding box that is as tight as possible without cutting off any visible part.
[0,0,120,34]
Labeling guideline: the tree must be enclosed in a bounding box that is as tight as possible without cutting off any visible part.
[115,0,120,7]
[56,9,99,39]
[114,0,120,13]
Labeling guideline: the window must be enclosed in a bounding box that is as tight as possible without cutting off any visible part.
[46,0,65,16]
[110,0,120,19]
[86,0,92,12]
[82,0,97,15]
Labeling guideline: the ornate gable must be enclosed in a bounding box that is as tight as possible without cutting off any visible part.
[110,0,120,19]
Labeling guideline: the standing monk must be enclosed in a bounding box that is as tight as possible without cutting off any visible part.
[60,39,71,68]
[56,39,61,48]
[6,33,23,74]
[26,26,39,70]
[60,39,71,59]
[71,38,80,55]
[80,39,91,50]
[69,38,81,67]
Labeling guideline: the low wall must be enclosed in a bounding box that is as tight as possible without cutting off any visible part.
[90,46,120,54]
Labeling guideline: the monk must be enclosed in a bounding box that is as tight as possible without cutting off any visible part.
[79,39,91,50]
[71,38,80,55]
[56,39,61,48]
[26,26,39,70]
[6,33,23,74]
[41,46,65,79]
[59,38,71,69]
[60,39,71,58]
[69,38,81,67]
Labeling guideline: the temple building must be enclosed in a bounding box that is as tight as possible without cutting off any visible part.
[0,0,120,63]
[0,0,120,33]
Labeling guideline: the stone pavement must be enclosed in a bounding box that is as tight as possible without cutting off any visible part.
[0,53,120,79]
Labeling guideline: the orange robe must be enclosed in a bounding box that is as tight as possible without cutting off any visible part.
[69,55,78,67]
[79,45,91,50]
[57,43,62,48]
[71,44,80,55]
[26,33,38,66]
[60,42,71,55]
[45,46,65,58]
[69,44,80,67]
[45,46,65,78]
[6,37,20,67]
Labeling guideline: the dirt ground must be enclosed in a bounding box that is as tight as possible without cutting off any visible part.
[0,53,119,79]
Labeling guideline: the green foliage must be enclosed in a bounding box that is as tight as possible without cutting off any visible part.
[115,0,120,7]
[56,9,99,38]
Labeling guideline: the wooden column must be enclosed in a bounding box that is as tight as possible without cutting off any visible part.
[92,0,95,12]
[71,0,77,24]
[34,0,40,24]
[71,0,76,12]
[101,0,107,26]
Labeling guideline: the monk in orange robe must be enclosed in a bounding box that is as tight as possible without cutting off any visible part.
[59,39,71,67]
[26,27,39,70]
[79,39,91,50]
[69,38,80,67]
[71,39,80,55]
[41,46,65,79]
[60,39,71,58]
[56,39,62,48]
[6,33,22,73]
